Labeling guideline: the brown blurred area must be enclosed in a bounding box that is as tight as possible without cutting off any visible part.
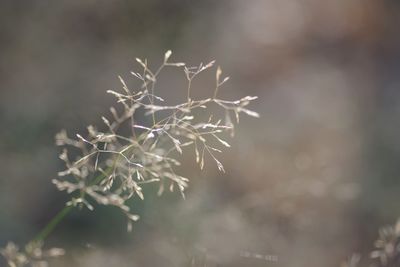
[1,0,400,266]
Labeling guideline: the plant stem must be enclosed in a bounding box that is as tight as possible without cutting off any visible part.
[32,167,112,243]
[33,205,73,243]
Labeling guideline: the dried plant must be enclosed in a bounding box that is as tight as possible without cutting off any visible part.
[341,218,400,267]
[370,219,400,267]
[0,242,64,267]
[1,51,258,267]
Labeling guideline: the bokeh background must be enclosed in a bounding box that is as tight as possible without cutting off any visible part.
[1,1,400,266]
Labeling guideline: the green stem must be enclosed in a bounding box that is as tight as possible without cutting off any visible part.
[32,167,113,243]
[33,205,73,242]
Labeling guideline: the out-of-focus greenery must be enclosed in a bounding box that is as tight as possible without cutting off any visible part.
[2,1,400,266]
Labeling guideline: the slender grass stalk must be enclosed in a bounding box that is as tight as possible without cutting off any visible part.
[33,166,112,243]
[33,206,74,243]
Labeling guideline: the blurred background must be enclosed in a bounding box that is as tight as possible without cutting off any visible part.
[1,0,400,266]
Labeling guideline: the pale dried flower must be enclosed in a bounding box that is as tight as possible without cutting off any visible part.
[1,51,258,266]
[1,241,64,267]
[51,50,258,230]
[370,219,400,266]
[342,218,400,267]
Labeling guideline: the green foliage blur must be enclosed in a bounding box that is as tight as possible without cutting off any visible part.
[1,1,400,266]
